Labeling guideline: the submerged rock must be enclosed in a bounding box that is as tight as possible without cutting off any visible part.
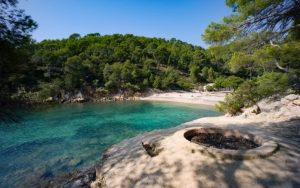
[43,167,96,188]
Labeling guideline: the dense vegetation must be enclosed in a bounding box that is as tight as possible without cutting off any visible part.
[1,0,299,117]
[3,33,221,102]
[203,0,300,114]
[26,34,213,99]
[0,2,220,104]
[0,0,37,96]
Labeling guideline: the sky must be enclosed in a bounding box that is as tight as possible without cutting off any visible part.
[19,0,232,48]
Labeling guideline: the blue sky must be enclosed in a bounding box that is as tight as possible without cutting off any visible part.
[19,0,232,48]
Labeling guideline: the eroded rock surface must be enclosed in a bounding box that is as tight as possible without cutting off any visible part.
[93,95,300,188]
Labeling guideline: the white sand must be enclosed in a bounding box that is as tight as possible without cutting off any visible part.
[140,91,227,106]
[92,95,300,188]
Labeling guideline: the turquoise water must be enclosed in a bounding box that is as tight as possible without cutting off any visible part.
[0,101,222,187]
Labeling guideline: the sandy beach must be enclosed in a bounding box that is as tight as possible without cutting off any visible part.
[140,91,227,106]
[92,94,300,188]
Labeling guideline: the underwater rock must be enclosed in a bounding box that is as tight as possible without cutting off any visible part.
[42,167,96,188]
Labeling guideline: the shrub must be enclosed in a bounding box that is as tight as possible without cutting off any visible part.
[256,72,289,97]
[123,82,140,92]
[216,92,244,115]
[216,80,259,115]
[105,80,118,92]
[225,76,244,90]
[206,85,215,92]
[95,87,108,96]
[214,76,244,90]
[214,77,225,89]
[142,79,149,87]
[153,76,161,89]
[161,68,178,89]
[37,80,62,100]
[177,78,194,90]
[201,67,217,82]
[217,73,291,115]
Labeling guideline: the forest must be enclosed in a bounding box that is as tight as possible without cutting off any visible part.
[1,0,300,115]
[2,32,221,102]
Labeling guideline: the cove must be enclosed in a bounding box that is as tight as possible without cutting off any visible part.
[0,101,222,187]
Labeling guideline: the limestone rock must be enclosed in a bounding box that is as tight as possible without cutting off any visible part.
[285,94,299,101]
[90,168,106,188]
[45,97,54,102]
[62,168,95,188]
[141,141,163,157]
[251,105,261,114]
[90,178,105,188]
[280,98,290,105]
[293,99,300,106]
[72,92,86,103]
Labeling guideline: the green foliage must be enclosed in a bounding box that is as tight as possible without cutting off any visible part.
[201,67,217,82]
[3,0,298,112]
[37,79,62,100]
[256,72,289,97]
[0,0,38,121]
[69,33,81,40]
[153,76,162,89]
[228,52,254,75]
[202,21,236,45]
[189,65,200,83]
[206,85,215,92]
[216,80,259,115]
[214,76,244,90]
[0,0,37,94]
[203,0,300,78]
[20,34,211,96]
[123,83,140,92]
[216,93,244,115]
[217,74,290,115]
[161,68,178,89]
[64,56,85,90]
[176,78,194,90]
[0,0,37,46]
[205,0,300,115]
[205,0,300,45]
[95,87,108,96]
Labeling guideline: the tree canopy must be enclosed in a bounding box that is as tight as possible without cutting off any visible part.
[4,33,217,102]
[0,0,37,122]
[0,0,37,93]
[1,0,299,117]
[204,0,300,45]
[204,0,300,114]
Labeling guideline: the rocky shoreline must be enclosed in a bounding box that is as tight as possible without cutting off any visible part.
[31,94,300,188]
[92,94,300,188]
[43,91,143,104]
[21,90,226,108]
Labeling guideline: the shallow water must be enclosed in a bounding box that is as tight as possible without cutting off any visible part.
[0,101,222,187]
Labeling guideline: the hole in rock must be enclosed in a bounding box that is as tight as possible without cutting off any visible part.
[184,128,260,150]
